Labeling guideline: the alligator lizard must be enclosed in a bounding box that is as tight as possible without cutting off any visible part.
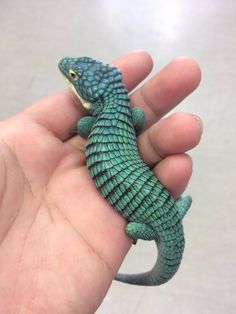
[58,56,192,286]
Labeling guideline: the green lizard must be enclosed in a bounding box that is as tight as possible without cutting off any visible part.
[58,56,192,286]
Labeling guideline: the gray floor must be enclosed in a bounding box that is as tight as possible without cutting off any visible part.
[0,1,235,313]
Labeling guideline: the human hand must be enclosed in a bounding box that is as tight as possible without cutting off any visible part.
[0,51,202,313]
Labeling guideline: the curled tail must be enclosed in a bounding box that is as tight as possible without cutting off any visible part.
[115,195,192,286]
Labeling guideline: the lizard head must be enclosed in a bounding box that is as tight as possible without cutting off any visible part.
[58,56,122,115]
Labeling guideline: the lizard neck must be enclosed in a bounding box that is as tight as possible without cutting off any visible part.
[93,90,135,135]
[102,89,131,115]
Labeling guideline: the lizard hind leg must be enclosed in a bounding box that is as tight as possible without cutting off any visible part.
[126,222,157,244]
[176,195,192,219]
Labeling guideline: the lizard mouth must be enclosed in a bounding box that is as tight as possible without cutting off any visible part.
[62,75,92,110]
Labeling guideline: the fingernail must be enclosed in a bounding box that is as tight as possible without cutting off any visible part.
[191,114,203,133]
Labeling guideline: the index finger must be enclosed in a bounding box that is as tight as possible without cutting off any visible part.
[24,51,153,141]
[131,57,201,129]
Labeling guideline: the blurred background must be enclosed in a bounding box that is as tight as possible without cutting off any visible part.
[0,0,235,313]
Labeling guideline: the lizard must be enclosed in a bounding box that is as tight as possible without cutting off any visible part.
[58,56,192,286]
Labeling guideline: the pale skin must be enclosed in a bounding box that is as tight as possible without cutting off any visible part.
[0,51,202,314]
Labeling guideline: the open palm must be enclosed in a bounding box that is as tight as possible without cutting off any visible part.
[0,51,202,314]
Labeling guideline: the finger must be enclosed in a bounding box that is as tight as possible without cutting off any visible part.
[138,112,203,167]
[114,50,153,91]
[153,153,193,199]
[131,57,201,128]
[24,51,153,141]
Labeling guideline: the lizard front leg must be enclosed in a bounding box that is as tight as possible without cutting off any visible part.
[131,107,145,135]
[75,116,96,138]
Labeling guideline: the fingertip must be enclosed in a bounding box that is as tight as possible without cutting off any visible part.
[114,50,153,70]
[154,112,203,156]
[113,50,153,90]
[138,111,203,167]
[153,153,193,199]
[174,56,202,90]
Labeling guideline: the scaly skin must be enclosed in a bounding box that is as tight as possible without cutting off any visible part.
[58,56,192,286]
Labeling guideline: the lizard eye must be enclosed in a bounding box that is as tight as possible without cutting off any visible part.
[69,69,79,81]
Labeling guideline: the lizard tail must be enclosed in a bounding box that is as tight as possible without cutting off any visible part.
[115,196,192,286]
[115,237,184,286]
[115,235,184,286]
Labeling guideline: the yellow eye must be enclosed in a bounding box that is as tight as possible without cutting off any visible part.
[69,69,78,80]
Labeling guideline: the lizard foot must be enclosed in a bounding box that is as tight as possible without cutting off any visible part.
[126,222,156,244]
[75,116,96,138]
[176,195,192,219]
[131,107,145,135]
